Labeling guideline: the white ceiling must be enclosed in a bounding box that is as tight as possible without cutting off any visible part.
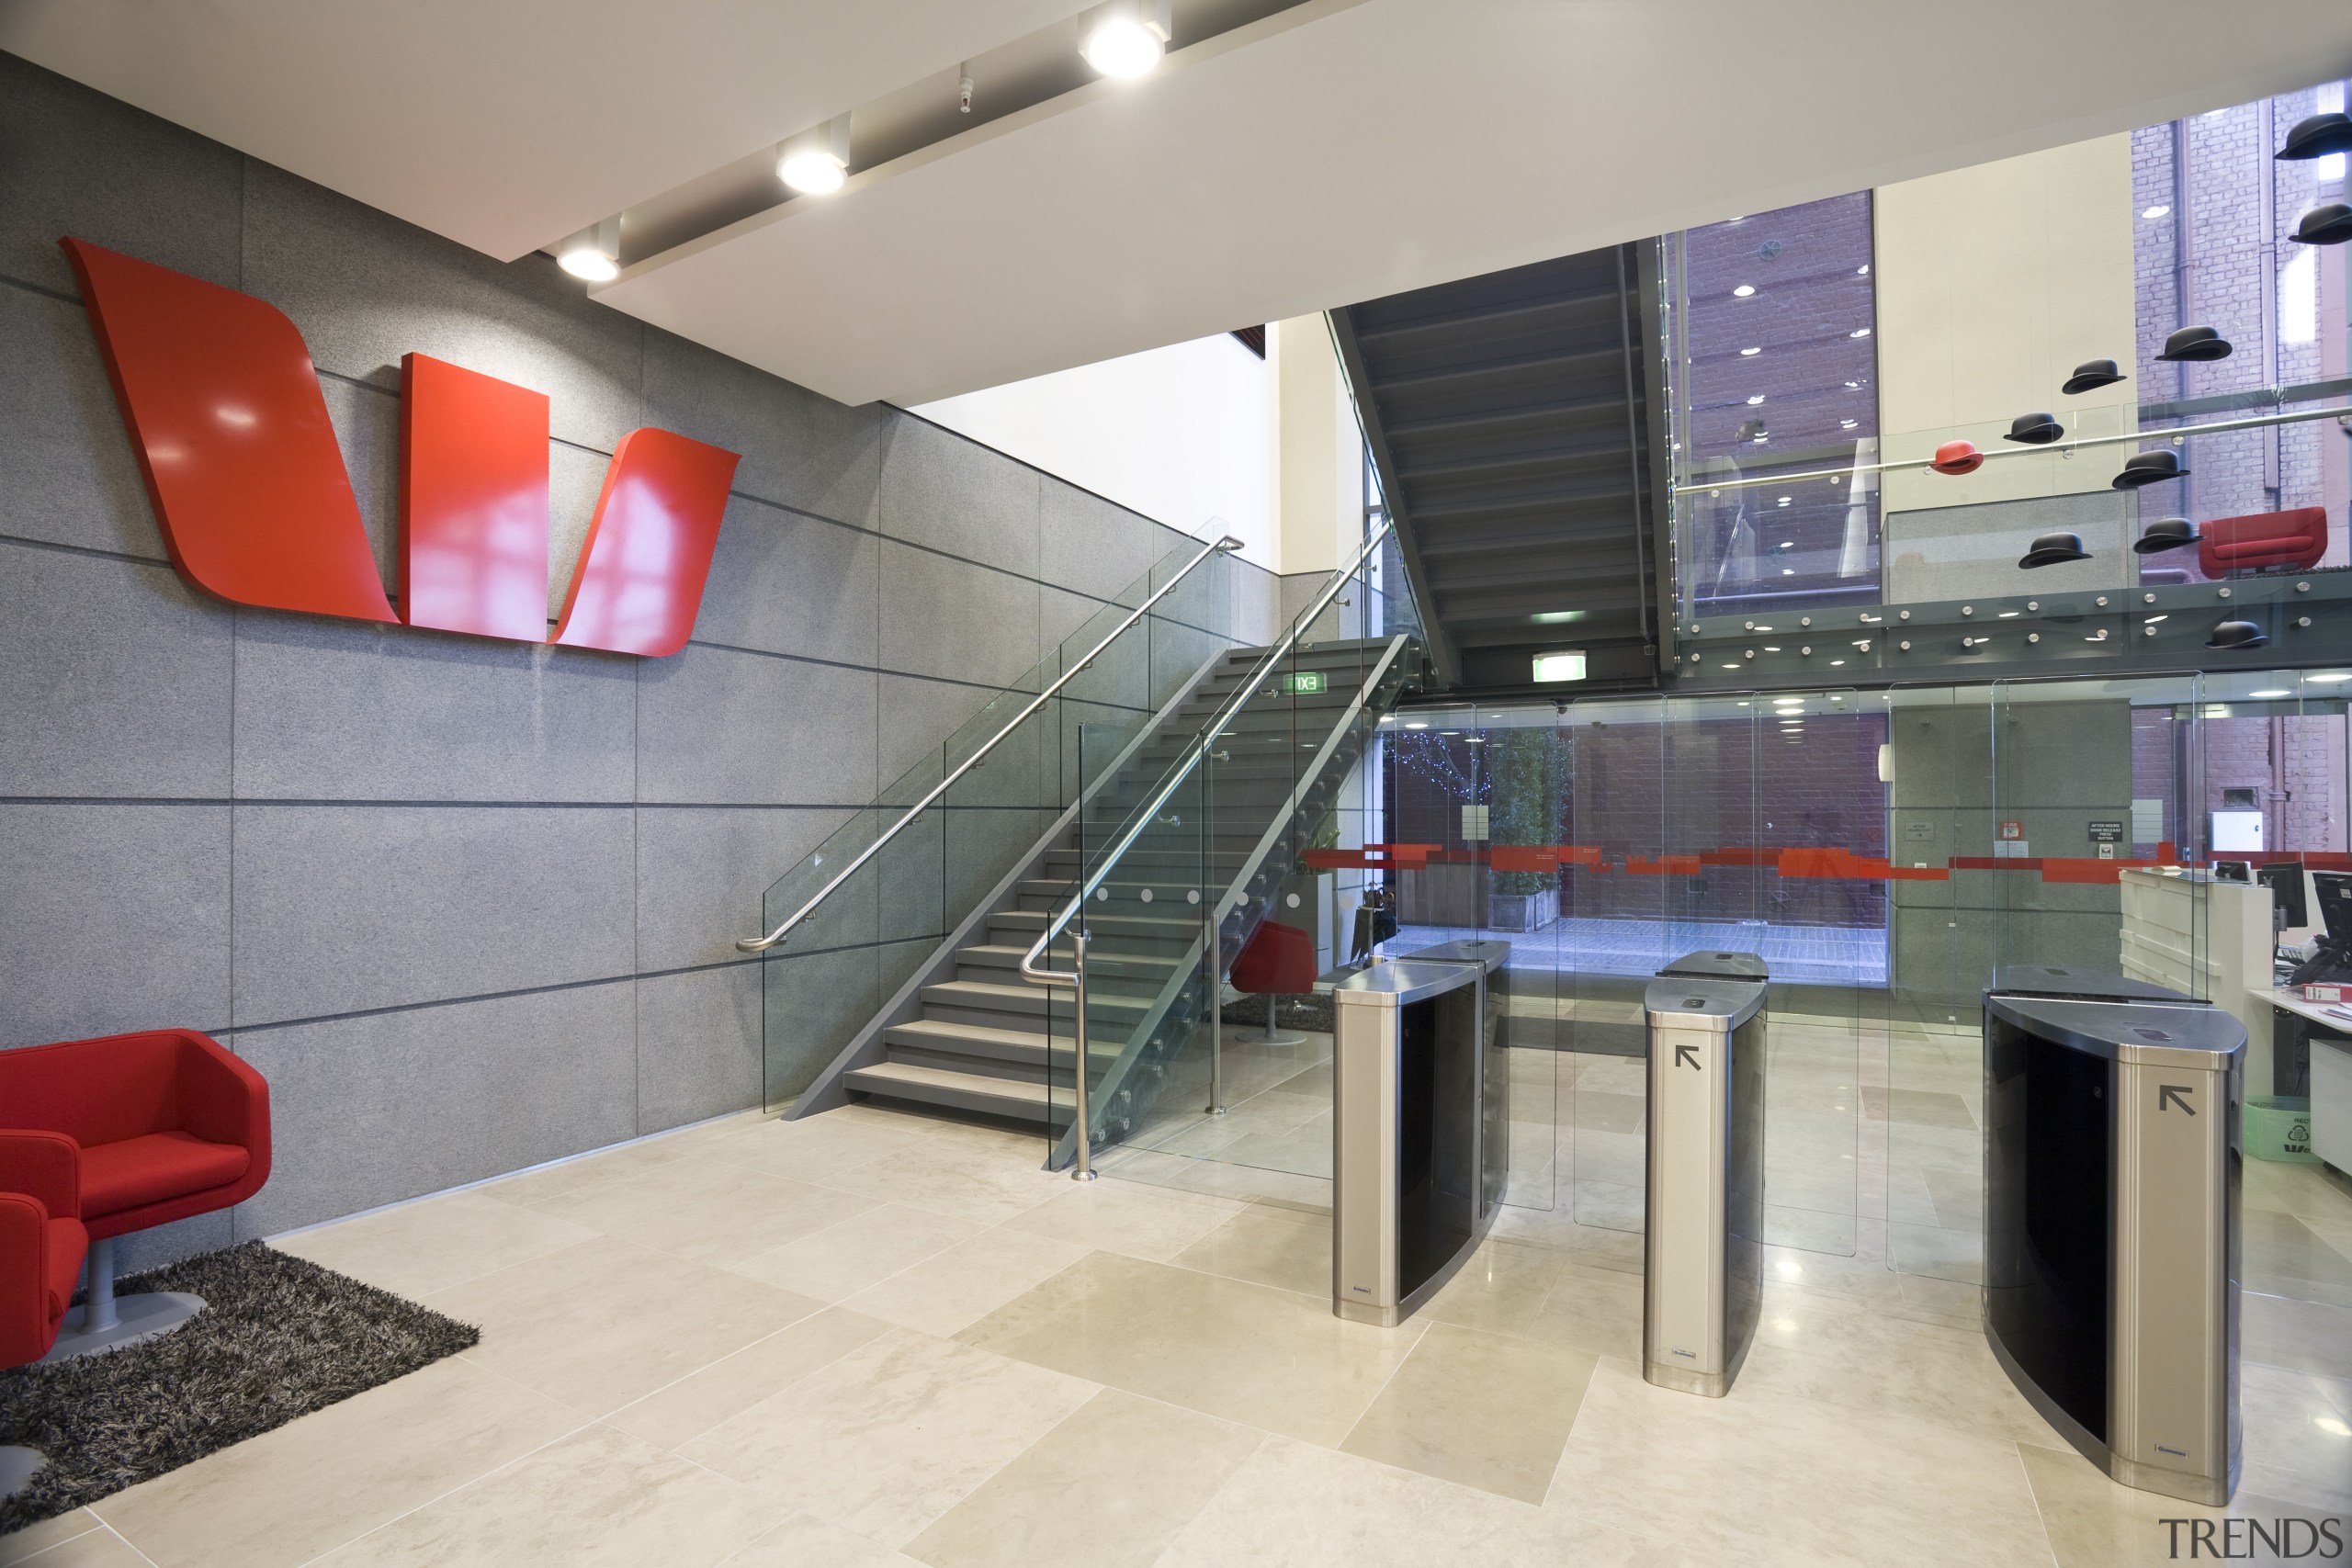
[11,0,2352,408]
[0,0,1077,261]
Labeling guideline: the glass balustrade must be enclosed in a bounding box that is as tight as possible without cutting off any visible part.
[1042,529,1429,1182]
[752,536,1249,1111]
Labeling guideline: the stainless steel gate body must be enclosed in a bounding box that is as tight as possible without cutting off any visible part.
[1643,974,1768,1397]
[1984,989,2245,1506]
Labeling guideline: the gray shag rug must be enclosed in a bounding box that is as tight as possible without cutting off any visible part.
[0,1242,479,1533]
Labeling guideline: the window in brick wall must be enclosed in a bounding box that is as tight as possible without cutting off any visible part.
[2132,81,2352,581]
[1668,193,1882,619]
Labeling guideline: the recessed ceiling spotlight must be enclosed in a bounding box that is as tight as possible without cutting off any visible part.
[1082,0,1171,78]
[778,115,853,195]
[1740,346,1761,356]
[556,218,621,282]
[1733,284,1757,297]
[2143,204,2172,220]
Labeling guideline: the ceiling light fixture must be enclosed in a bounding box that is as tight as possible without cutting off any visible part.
[1740,346,1761,356]
[1082,0,1171,78]
[1850,327,1872,338]
[2143,204,2172,220]
[1857,265,1870,276]
[2308,673,2352,683]
[1839,418,1858,429]
[556,218,621,282]
[2251,689,2291,698]
[1733,284,1757,298]
[1532,651,1588,683]
[1747,394,1766,405]
[778,115,853,195]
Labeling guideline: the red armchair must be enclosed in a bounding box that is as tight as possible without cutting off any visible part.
[1231,920,1318,1043]
[0,1030,268,1357]
[2198,507,2327,577]
[0,1130,87,1367]
[1,1130,86,1495]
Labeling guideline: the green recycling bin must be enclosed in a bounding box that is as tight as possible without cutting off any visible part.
[2245,1095,2318,1165]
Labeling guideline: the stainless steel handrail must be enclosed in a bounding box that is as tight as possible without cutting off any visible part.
[736,533,1242,953]
[1017,520,1400,1175]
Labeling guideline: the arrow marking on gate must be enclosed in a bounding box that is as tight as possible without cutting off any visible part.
[1675,1044,1701,1070]
[2159,1085,2196,1115]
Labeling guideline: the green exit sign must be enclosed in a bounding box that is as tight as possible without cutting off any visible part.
[1282,671,1328,695]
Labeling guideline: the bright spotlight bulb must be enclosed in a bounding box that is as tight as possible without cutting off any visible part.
[779,149,847,195]
[555,219,620,284]
[558,244,618,283]
[1084,15,1164,76]
[778,115,853,197]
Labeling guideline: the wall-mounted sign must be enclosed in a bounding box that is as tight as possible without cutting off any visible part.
[2087,821,2124,843]
[62,237,740,657]
[1903,820,1936,841]
[1998,820,2024,840]
[1281,671,1327,695]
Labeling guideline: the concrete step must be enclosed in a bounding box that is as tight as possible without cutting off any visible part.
[956,942,1184,979]
[919,978,1153,1021]
[843,1060,1069,1122]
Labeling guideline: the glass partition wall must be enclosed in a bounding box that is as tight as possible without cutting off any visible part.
[1348,666,2346,1312]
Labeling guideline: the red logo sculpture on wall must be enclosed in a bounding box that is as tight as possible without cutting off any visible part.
[62,237,740,657]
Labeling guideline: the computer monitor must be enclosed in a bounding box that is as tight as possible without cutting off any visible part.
[2312,871,2352,953]
[2259,862,2310,930]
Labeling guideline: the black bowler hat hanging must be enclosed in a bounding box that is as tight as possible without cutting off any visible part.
[2132,517,2200,554]
[2062,358,2126,395]
[2293,204,2352,246]
[2004,412,2065,445]
[2207,619,2267,650]
[2155,325,2233,363]
[2277,112,2352,162]
[2018,531,2091,569]
[2113,449,2188,489]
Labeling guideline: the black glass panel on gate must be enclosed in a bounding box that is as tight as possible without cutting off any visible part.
[1397,987,1479,1300]
[1725,1009,1768,1367]
[1985,1012,2111,1443]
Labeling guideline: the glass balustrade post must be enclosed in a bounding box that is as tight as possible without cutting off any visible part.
[1069,929,1095,1181]
[1204,736,1226,1116]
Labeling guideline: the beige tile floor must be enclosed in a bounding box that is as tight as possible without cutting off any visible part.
[8,1082,2350,1568]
